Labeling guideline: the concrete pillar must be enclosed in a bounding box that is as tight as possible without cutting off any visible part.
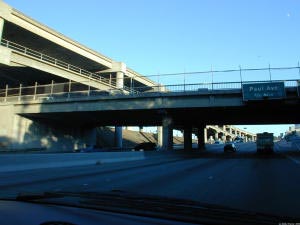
[116,71,124,89]
[197,126,206,150]
[162,117,173,150]
[214,132,218,140]
[209,136,214,144]
[114,126,122,149]
[84,128,97,147]
[114,62,125,149]
[157,126,163,148]
[184,126,192,150]
[0,18,4,41]
[113,61,126,89]
[222,135,226,142]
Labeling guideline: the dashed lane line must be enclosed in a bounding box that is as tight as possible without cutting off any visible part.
[285,155,300,165]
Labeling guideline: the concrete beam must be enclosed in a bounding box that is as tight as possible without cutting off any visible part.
[13,90,245,115]
[162,117,173,150]
[6,50,115,90]
[0,1,157,89]
[0,1,113,69]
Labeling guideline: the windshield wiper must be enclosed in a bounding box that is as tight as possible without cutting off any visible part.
[15,190,299,225]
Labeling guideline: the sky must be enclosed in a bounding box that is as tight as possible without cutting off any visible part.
[4,0,299,135]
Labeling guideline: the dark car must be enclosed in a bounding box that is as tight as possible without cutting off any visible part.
[224,142,237,152]
[134,142,157,151]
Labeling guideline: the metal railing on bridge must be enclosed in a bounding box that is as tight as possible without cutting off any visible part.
[0,79,299,103]
[1,38,300,102]
[0,39,135,92]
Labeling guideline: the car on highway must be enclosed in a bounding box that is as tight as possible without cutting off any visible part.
[134,142,157,151]
[224,142,237,152]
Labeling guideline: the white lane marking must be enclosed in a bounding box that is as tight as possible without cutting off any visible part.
[294,143,300,151]
[285,155,300,165]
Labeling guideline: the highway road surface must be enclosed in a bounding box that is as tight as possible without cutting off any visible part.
[0,141,300,219]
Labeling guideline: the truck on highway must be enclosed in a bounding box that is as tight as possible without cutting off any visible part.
[256,132,274,153]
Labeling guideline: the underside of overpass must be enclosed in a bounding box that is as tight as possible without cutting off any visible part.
[19,100,300,127]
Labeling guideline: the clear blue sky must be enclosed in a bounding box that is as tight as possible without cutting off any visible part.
[4,0,299,135]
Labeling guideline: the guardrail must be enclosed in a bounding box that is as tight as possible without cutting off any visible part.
[0,79,298,103]
[0,39,137,92]
[1,39,300,102]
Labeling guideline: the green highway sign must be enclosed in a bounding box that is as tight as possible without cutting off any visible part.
[242,82,285,101]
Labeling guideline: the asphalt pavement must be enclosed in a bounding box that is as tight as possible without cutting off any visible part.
[0,141,300,219]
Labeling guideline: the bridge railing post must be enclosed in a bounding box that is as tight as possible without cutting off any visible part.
[4,84,8,102]
[18,83,22,102]
[68,80,71,99]
[50,80,54,97]
[211,66,214,91]
[239,65,243,88]
[184,72,186,92]
[33,82,37,100]
[88,77,91,96]
[129,77,132,93]
[269,64,272,81]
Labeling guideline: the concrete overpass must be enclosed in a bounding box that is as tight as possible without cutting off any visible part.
[0,0,162,151]
[0,82,299,151]
[205,125,256,143]
[0,0,157,91]
[0,0,299,152]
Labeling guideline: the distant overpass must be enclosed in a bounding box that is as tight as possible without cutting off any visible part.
[205,125,256,143]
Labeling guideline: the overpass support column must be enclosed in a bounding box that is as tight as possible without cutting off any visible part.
[113,62,126,149]
[197,126,206,150]
[114,126,123,149]
[157,126,163,148]
[114,62,126,89]
[214,132,219,140]
[116,71,124,89]
[162,117,173,150]
[184,126,192,151]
